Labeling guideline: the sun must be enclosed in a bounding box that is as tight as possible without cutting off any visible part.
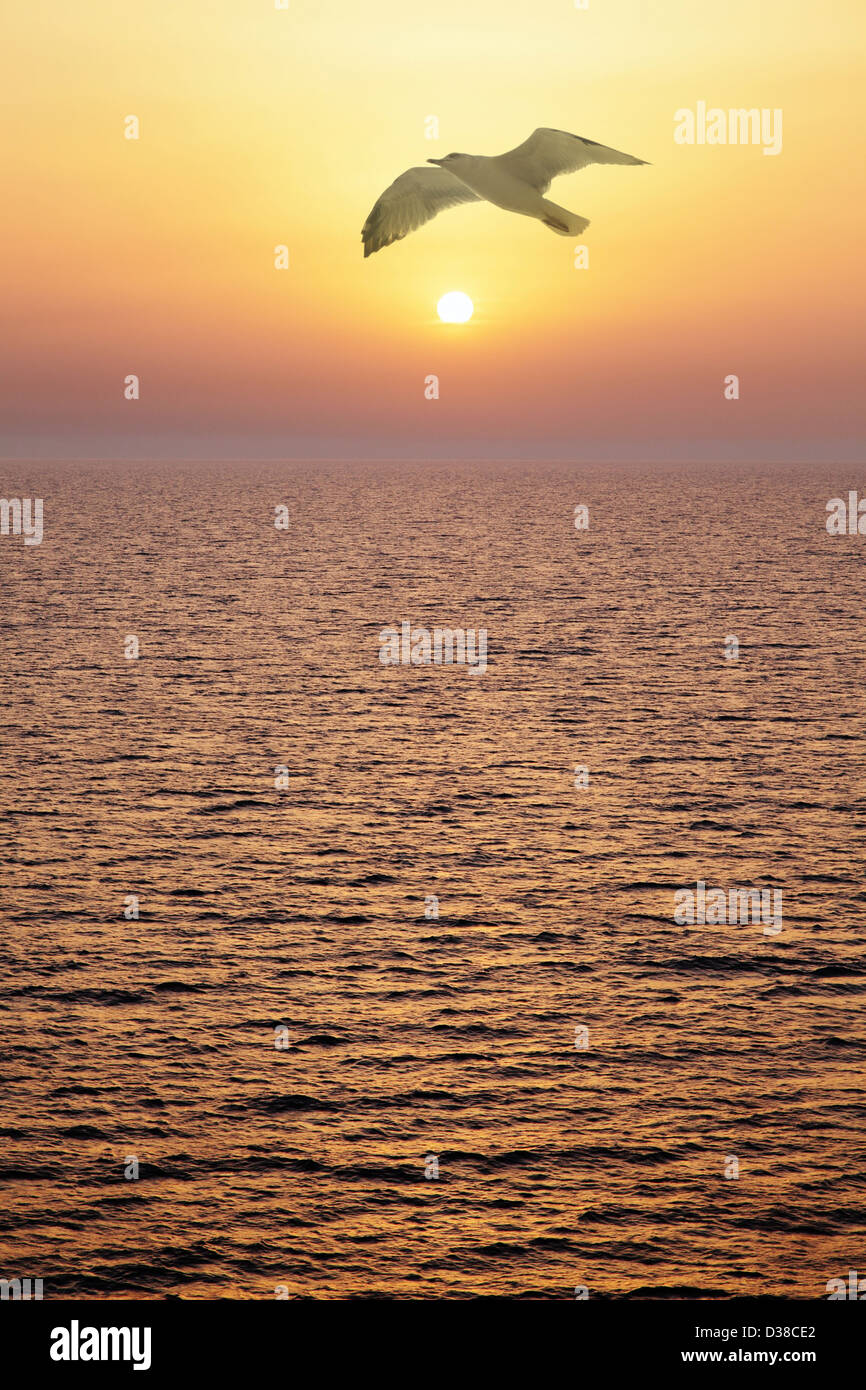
[437,291,474,323]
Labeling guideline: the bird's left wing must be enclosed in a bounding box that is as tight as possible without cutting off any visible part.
[362,166,481,257]
[495,128,647,193]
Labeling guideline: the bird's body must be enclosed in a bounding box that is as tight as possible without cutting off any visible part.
[361,127,647,257]
[434,154,587,236]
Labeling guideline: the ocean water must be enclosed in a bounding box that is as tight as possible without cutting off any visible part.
[1,460,865,1300]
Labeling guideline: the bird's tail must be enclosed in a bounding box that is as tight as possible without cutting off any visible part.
[540,200,590,238]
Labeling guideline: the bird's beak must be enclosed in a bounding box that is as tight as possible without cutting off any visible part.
[427,157,443,165]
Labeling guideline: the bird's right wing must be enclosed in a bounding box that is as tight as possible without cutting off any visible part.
[362,166,481,257]
[496,128,647,193]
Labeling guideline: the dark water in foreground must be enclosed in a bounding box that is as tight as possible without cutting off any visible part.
[1,461,864,1299]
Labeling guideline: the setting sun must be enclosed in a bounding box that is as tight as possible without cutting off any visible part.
[437,290,474,323]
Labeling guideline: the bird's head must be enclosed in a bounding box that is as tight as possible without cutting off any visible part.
[427,153,466,167]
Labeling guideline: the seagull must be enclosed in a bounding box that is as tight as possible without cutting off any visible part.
[361,127,647,257]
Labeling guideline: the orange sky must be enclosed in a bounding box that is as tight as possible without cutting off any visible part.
[2,0,865,460]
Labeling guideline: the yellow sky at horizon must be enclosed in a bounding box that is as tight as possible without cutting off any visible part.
[3,0,865,457]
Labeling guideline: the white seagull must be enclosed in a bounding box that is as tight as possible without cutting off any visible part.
[361,127,647,258]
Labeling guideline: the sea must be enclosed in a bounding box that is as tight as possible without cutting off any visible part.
[1,459,864,1298]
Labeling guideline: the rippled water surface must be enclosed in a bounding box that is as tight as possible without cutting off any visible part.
[1,461,865,1298]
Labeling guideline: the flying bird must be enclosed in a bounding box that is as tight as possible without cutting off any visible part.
[361,127,647,258]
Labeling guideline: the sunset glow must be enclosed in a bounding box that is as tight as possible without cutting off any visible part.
[2,0,864,460]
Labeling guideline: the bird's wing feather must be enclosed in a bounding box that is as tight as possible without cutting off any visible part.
[362,166,481,257]
[495,128,647,193]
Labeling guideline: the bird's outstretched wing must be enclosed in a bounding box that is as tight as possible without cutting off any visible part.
[362,166,481,257]
[495,128,647,193]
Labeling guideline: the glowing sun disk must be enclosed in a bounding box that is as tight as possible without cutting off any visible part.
[437,291,474,323]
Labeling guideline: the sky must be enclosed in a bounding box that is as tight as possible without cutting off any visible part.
[2,0,865,461]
